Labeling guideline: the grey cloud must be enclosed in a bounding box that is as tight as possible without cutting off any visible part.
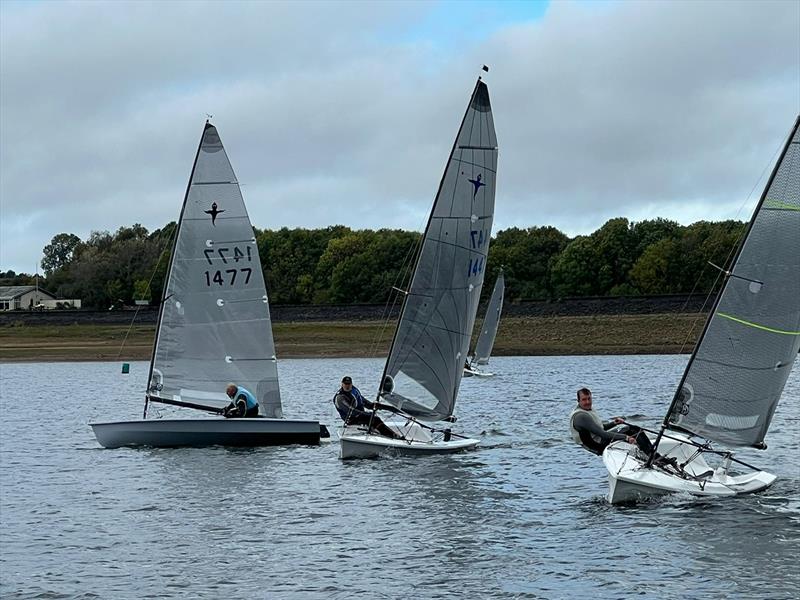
[1,0,798,273]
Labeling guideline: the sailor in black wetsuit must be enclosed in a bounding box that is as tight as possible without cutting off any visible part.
[333,376,401,439]
[569,387,655,456]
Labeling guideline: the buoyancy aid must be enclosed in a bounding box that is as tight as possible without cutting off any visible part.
[234,386,258,411]
[569,406,605,450]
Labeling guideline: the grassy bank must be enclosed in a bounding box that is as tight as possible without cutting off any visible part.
[0,313,705,362]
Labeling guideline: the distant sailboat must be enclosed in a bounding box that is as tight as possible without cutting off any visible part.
[91,122,328,448]
[339,76,498,459]
[464,269,504,377]
[603,116,800,503]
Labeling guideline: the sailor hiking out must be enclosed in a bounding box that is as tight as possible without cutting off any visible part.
[570,387,658,457]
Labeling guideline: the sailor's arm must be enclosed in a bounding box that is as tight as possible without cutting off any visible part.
[602,417,625,430]
[574,413,627,442]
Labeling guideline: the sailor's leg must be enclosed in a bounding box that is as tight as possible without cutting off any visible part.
[619,425,655,455]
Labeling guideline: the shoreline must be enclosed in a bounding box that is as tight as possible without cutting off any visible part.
[0,313,704,362]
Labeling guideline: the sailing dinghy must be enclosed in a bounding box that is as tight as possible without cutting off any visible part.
[91,122,327,448]
[339,75,498,459]
[464,269,504,377]
[603,116,800,503]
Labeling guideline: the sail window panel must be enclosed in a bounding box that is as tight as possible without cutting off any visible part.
[386,316,458,417]
[671,355,794,446]
[397,327,456,413]
[385,242,473,419]
[673,290,800,446]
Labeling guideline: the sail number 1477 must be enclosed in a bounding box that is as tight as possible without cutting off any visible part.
[202,244,254,287]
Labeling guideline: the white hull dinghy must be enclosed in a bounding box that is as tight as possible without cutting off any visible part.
[338,72,498,459]
[464,270,504,378]
[90,122,326,448]
[463,364,493,378]
[601,115,800,503]
[603,432,777,504]
[339,421,479,460]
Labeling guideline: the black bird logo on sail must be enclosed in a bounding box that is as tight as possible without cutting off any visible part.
[468,173,486,198]
[204,202,224,226]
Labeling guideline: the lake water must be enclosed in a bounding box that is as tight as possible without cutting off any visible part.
[1,356,798,599]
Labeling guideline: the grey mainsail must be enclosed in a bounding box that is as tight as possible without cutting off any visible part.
[379,79,498,421]
[148,122,282,418]
[668,116,800,447]
[472,270,505,366]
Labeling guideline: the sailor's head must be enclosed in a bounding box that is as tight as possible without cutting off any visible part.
[577,387,592,410]
[226,383,238,398]
[341,376,353,390]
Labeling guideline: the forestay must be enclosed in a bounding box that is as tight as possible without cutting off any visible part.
[148,123,282,418]
[380,80,498,421]
[473,271,505,365]
[669,116,800,447]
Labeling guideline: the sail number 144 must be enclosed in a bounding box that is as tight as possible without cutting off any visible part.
[468,229,486,278]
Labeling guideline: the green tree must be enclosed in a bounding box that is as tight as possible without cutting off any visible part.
[41,233,82,276]
[314,229,420,303]
[487,226,569,300]
[551,236,599,297]
[258,226,351,304]
[631,218,680,256]
[134,279,151,302]
[630,220,745,294]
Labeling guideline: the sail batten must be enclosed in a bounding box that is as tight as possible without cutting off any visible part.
[149,123,283,418]
[379,79,497,421]
[668,116,800,447]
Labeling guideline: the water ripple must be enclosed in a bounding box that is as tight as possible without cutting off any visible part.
[0,356,798,598]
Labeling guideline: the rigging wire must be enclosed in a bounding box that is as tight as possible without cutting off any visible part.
[674,132,790,356]
[367,241,415,358]
[367,223,426,361]
[114,228,178,361]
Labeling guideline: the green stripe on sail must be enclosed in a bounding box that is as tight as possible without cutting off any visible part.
[717,312,800,335]
[763,200,800,211]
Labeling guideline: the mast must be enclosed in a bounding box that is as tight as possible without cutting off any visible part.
[143,121,209,418]
[376,77,487,405]
[648,115,800,460]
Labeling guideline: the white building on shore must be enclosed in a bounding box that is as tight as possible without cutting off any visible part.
[0,286,81,311]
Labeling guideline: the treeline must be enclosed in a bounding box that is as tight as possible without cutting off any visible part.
[3,217,745,309]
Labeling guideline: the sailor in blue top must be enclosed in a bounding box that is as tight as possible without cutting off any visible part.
[223,383,260,418]
[333,376,401,439]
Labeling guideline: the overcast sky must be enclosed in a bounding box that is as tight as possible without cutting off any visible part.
[1,0,798,274]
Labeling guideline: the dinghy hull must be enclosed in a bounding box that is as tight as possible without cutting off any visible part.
[90,418,328,448]
[603,434,776,504]
[339,422,479,459]
[463,366,493,378]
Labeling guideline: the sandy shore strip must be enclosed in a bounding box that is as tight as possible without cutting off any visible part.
[0,314,705,362]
